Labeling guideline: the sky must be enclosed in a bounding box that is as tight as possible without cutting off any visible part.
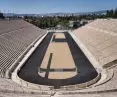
[0,0,117,14]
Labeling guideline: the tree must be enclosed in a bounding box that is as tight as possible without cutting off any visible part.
[106,9,114,17]
[0,11,4,19]
[114,8,117,18]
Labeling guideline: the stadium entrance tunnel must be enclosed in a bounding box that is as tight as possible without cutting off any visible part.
[17,32,100,89]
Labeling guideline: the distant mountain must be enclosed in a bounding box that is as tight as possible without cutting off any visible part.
[87,10,107,15]
[3,10,107,17]
[3,13,16,17]
[3,13,39,17]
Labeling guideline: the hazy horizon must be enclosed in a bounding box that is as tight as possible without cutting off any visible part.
[0,0,117,14]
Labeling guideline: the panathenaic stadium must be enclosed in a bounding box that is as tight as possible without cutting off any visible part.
[0,19,117,97]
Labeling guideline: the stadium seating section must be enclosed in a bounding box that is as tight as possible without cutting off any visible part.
[0,20,46,77]
[74,19,117,67]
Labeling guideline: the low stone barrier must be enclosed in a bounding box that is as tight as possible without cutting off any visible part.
[93,68,114,86]
[60,73,101,90]
[12,72,54,90]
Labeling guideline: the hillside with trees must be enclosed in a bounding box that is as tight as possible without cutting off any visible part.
[23,8,117,29]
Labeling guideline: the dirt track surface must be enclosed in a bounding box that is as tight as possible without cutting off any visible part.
[18,32,98,88]
[39,33,77,79]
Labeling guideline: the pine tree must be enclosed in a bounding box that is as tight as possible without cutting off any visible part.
[0,11,4,19]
